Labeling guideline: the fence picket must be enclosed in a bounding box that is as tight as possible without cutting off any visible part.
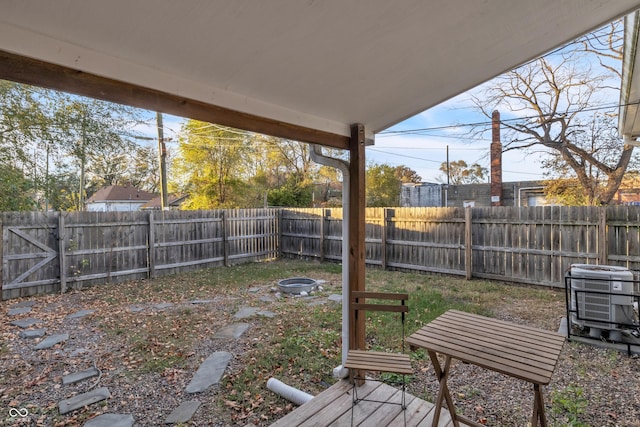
[4,206,640,300]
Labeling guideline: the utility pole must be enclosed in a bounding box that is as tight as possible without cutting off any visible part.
[157,112,169,210]
[446,145,450,185]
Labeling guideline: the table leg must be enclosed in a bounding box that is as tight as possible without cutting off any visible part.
[428,351,460,427]
[530,384,548,427]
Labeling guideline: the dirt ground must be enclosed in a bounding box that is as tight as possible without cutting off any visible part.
[1,268,639,426]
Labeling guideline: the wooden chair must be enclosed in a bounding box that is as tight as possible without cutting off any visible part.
[344,291,412,425]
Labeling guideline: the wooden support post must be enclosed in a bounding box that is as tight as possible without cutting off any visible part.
[349,123,366,353]
[598,208,607,265]
[58,213,67,294]
[148,212,156,279]
[465,207,472,280]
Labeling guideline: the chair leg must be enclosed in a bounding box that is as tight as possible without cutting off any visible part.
[351,379,359,427]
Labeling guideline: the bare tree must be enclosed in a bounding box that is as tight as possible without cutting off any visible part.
[470,30,636,205]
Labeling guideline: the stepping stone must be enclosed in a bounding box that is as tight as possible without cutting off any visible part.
[35,333,69,350]
[165,400,201,424]
[185,351,232,393]
[154,303,174,310]
[58,387,110,415]
[127,305,145,313]
[8,306,32,316]
[84,413,134,427]
[62,367,100,385]
[257,310,276,318]
[307,299,328,307]
[70,348,91,357]
[66,309,95,320]
[234,307,259,319]
[248,287,261,293]
[9,300,36,309]
[259,295,275,303]
[19,328,46,339]
[10,318,44,328]
[328,294,343,303]
[213,323,250,339]
[189,299,213,305]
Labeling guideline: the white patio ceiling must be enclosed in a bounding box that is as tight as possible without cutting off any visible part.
[2,0,640,146]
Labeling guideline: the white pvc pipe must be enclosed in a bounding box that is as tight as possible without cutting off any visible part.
[266,378,314,406]
[310,145,350,378]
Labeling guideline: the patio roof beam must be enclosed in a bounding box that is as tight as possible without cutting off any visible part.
[0,50,351,150]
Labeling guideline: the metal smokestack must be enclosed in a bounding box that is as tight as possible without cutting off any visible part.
[490,110,502,206]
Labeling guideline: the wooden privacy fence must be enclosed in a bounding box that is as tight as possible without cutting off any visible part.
[280,206,640,288]
[4,205,640,299]
[1,209,278,300]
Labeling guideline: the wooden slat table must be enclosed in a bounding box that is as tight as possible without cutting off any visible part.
[407,310,565,427]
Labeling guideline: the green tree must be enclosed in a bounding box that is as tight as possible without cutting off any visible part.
[173,121,254,209]
[55,97,141,209]
[438,160,487,184]
[0,81,61,209]
[366,163,402,207]
[0,165,35,211]
[395,165,422,183]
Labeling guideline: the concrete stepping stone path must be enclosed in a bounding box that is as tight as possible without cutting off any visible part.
[58,387,111,415]
[84,413,134,427]
[328,294,343,303]
[9,300,36,309]
[213,323,250,339]
[62,367,100,385]
[234,306,277,319]
[185,351,232,393]
[66,309,95,320]
[19,328,46,339]
[35,333,69,350]
[8,306,32,316]
[234,307,259,319]
[165,400,201,424]
[10,317,44,328]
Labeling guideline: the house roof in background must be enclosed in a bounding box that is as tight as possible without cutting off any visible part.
[86,185,157,203]
[141,194,188,210]
[2,1,639,145]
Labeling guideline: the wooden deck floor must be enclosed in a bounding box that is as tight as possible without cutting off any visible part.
[270,379,468,427]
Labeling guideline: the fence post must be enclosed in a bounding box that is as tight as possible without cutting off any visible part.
[222,211,229,267]
[598,207,608,265]
[148,211,155,279]
[320,209,326,262]
[58,212,68,293]
[381,208,388,270]
[465,207,472,280]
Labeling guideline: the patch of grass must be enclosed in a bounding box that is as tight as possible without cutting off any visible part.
[77,260,564,424]
[550,385,589,427]
[219,262,563,423]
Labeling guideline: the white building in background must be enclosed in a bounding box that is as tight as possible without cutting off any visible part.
[85,184,157,212]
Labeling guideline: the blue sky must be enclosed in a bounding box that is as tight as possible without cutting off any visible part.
[369,91,547,184]
[149,95,547,185]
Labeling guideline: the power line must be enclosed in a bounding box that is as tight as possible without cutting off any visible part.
[378,101,624,136]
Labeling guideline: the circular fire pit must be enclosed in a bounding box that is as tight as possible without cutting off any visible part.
[277,277,317,294]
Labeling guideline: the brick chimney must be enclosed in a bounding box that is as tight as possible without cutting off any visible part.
[490,110,502,206]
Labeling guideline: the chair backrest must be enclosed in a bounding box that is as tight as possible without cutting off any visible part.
[350,291,409,351]
[350,291,409,315]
